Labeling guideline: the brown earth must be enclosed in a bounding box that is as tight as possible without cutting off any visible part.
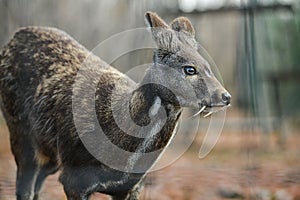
[0,114,299,200]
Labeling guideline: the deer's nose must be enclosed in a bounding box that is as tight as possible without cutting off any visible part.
[221,92,231,105]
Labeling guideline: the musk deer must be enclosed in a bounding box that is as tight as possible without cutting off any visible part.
[0,12,230,200]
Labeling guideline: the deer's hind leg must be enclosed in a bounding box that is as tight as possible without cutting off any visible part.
[10,129,39,200]
[0,98,40,199]
[33,157,59,200]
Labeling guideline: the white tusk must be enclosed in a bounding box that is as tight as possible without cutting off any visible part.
[203,111,213,118]
[192,106,206,117]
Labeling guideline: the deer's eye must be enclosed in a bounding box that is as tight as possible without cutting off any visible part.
[183,66,197,76]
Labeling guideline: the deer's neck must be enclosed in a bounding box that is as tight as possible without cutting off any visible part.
[96,77,181,154]
[129,83,181,129]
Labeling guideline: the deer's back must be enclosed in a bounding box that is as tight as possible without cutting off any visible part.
[0,26,95,96]
[0,26,136,161]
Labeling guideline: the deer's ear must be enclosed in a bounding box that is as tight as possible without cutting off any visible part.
[145,12,177,50]
[170,17,195,37]
[145,12,169,29]
[170,17,198,49]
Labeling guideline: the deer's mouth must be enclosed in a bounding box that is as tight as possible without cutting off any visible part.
[192,103,230,118]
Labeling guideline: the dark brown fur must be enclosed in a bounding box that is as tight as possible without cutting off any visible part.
[0,12,230,200]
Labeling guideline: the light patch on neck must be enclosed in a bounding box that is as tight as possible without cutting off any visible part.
[123,119,163,174]
[149,96,161,116]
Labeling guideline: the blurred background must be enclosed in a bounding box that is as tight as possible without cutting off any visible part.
[0,0,299,199]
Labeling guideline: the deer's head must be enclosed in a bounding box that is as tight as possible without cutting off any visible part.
[143,12,231,114]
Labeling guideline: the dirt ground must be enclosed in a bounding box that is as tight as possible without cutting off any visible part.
[0,113,299,200]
